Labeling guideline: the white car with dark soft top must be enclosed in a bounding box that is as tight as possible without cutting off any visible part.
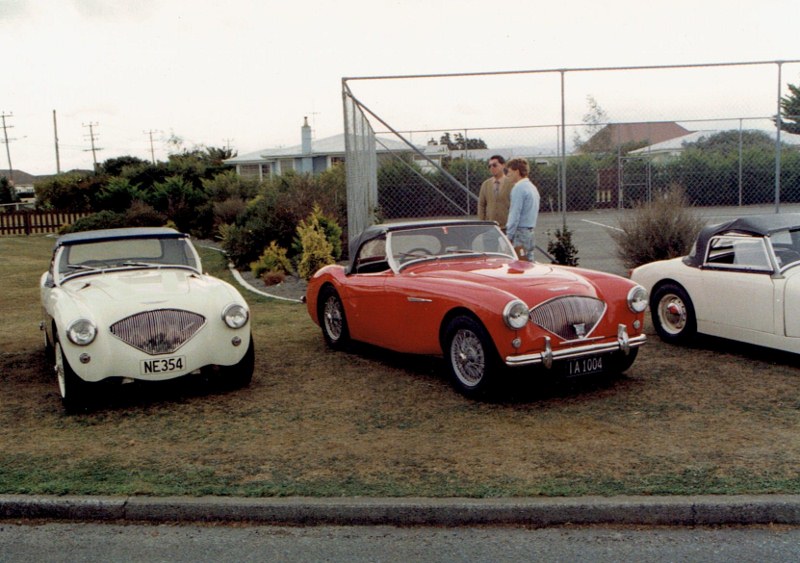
[40,227,254,410]
[631,214,800,353]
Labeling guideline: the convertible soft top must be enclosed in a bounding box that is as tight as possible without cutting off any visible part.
[55,227,187,249]
[685,213,800,267]
[347,219,499,272]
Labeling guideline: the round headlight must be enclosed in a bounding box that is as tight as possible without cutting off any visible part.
[222,303,249,329]
[503,299,529,330]
[67,319,97,346]
[627,285,648,313]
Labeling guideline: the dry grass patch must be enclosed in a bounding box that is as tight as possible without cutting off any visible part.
[1,235,799,497]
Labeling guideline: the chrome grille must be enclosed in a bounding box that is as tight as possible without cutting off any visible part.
[110,309,206,355]
[530,296,606,341]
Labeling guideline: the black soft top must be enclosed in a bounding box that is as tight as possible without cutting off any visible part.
[347,219,498,272]
[685,213,800,267]
[54,227,186,249]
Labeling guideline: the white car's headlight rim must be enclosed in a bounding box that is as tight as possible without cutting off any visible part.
[627,285,648,313]
[222,303,249,329]
[67,319,97,346]
[503,299,530,330]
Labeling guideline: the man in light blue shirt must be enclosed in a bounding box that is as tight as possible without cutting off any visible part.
[504,158,540,261]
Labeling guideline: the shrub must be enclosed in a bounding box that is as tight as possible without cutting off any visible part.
[250,241,293,278]
[212,197,248,235]
[124,201,167,227]
[291,204,343,260]
[296,213,335,280]
[95,177,142,213]
[62,210,126,233]
[611,186,705,270]
[546,226,579,266]
[260,270,287,286]
[0,176,17,204]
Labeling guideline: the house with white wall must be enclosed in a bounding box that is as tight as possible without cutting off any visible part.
[225,117,415,180]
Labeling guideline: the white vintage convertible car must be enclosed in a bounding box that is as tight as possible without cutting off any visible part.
[631,214,800,352]
[40,227,254,410]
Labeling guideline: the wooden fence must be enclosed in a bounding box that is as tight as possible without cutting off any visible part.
[0,211,91,236]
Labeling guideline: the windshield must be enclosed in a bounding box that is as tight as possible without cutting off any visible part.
[388,223,515,269]
[57,236,201,279]
[769,228,800,270]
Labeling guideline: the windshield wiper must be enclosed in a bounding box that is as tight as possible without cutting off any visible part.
[118,261,163,268]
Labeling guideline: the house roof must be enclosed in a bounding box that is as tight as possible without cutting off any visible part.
[592,122,691,146]
[631,129,800,155]
[226,133,418,164]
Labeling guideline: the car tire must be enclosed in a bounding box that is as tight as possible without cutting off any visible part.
[218,335,255,389]
[43,323,54,362]
[651,282,697,344]
[443,315,500,398]
[54,335,91,412]
[607,347,639,373]
[318,286,350,349]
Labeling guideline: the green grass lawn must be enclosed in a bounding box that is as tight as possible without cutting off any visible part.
[1,234,799,497]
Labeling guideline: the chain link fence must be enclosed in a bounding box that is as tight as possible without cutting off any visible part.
[343,61,800,258]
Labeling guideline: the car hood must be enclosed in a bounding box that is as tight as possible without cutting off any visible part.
[60,268,236,312]
[406,259,600,300]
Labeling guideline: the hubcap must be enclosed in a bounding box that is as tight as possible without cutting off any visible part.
[658,294,687,335]
[450,329,485,387]
[323,297,343,341]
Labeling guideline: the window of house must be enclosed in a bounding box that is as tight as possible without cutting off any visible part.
[239,164,260,178]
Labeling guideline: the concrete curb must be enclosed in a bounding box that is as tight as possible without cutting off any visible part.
[2,495,800,526]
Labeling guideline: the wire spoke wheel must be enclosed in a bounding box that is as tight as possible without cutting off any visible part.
[450,328,486,387]
[318,286,350,349]
[324,297,344,341]
[444,315,499,397]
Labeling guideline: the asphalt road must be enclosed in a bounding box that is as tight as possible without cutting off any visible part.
[536,203,800,275]
[2,522,800,562]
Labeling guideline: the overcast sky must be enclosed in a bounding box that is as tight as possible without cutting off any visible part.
[2,0,798,175]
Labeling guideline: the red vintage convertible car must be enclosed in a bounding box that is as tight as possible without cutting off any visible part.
[306,219,647,397]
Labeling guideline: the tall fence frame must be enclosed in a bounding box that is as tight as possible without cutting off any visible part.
[342,59,800,246]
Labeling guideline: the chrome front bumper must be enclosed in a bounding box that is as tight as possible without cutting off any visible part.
[504,324,646,368]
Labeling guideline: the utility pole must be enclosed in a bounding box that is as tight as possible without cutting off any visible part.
[53,110,61,173]
[1,111,14,183]
[82,122,102,172]
[143,129,158,164]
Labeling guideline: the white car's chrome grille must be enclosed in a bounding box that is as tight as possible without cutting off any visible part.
[110,309,206,355]
[530,296,606,341]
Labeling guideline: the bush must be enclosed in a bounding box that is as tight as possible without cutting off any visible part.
[611,186,705,270]
[124,201,167,227]
[62,210,126,233]
[250,241,293,278]
[260,270,287,286]
[213,197,248,235]
[0,176,17,204]
[296,212,335,280]
[291,204,343,260]
[546,226,579,266]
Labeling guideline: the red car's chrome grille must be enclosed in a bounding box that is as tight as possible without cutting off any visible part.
[530,296,606,341]
[110,309,206,355]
